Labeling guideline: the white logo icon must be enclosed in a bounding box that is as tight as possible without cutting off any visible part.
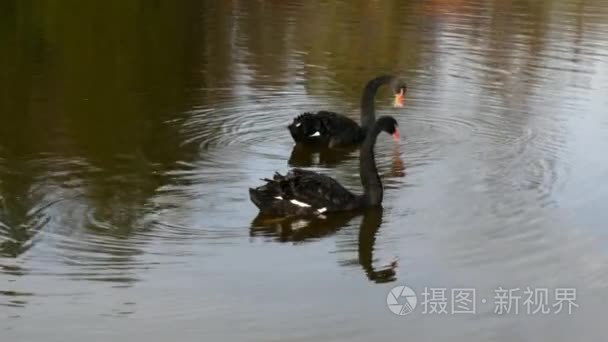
[387,285,417,315]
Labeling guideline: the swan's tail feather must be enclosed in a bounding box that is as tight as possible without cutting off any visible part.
[249,178,283,211]
[249,188,269,209]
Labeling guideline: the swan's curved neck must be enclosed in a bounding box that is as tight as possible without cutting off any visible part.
[359,124,384,207]
[360,75,394,130]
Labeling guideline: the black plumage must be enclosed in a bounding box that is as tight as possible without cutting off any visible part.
[287,111,364,147]
[249,116,400,217]
[287,75,406,148]
[249,168,359,216]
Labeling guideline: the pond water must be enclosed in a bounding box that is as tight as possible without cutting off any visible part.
[2,0,608,340]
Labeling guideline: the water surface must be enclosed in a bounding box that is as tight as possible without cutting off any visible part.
[2,0,608,340]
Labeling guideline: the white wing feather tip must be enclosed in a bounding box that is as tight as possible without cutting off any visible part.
[290,199,311,207]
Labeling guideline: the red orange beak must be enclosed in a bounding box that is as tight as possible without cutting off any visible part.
[393,89,405,108]
[392,130,400,142]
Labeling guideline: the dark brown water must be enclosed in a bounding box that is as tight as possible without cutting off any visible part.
[2,0,608,340]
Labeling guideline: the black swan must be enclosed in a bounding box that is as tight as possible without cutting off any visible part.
[249,116,399,217]
[287,75,406,147]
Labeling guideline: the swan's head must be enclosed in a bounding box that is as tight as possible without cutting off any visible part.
[392,81,407,108]
[377,116,400,142]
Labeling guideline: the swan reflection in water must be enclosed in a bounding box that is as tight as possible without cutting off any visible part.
[289,143,406,179]
[287,144,358,168]
[250,207,397,284]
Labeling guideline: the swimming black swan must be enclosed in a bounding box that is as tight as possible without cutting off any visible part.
[287,75,406,147]
[249,116,399,217]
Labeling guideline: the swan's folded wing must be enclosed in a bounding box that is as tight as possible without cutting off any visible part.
[282,169,358,210]
[317,111,359,133]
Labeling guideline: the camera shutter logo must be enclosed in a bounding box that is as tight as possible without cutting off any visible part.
[387,285,417,315]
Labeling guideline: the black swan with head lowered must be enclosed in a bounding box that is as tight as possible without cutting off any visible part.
[249,116,399,217]
[287,75,406,147]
